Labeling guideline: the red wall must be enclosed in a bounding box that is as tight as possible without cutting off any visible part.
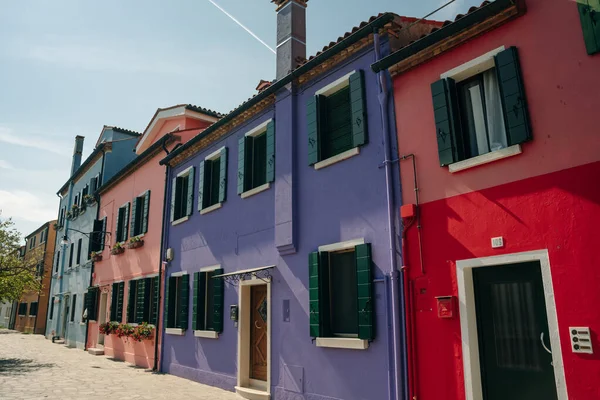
[392,0,600,399]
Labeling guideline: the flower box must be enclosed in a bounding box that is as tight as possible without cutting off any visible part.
[126,239,144,249]
[111,246,124,255]
[83,194,97,206]
[91,253,102,262]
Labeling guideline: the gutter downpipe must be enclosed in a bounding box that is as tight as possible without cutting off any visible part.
[374,30,402,400]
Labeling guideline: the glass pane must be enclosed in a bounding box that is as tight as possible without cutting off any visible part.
[329,251,358,336]
[482,69,507,151]
[210,158,221,206]
[324,86,353,159]
[490,281,542,371]
[205,271,215,330]
[174,278,181,328]
[459,76,489,157]
[252,133,267,189]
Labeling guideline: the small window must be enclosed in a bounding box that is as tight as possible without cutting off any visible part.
[70,294,77,322]
[18,303,27,316]
[130,191,150,237]
[199,149,227,211]
[76,238,82,265]
[166,275,189,330]
[193,269,224,332]
[69,243,74,268]
[115,203,130,243]
[29,302,38,316]
[127,280,140,323]
[49,298,55,320]
[35,262,44,278]
[110,282,125,322]
[237,122,275,195]
[55,251,60,273]
[171,168,194,222]
[147,277,159,325]
[40,229,46,243]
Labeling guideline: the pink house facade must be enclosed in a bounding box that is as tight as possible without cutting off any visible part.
[86,105,221,368]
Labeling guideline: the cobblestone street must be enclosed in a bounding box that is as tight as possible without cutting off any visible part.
[0,330,239,400]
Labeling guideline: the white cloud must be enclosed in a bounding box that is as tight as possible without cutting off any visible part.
[0,160,15,170]
[0,127,70,156]
[0,190,57,224]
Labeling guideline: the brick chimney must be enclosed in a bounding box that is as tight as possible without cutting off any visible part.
[71,135,84,175]
[273,0,307,80]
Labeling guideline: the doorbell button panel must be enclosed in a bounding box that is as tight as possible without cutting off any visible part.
[569,326,593,354]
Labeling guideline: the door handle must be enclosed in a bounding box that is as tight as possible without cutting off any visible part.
[255,320,262,330]
[540,332,552,354]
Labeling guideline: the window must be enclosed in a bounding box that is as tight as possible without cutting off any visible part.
[55,251,60,274]
[578,1,600,55]
[431,46,531,167]
[237,122,275,195]
[115,203,130,243]
[110,282,125,322]
[309,242,373,342]
[165,274,189,330]
[70,294,77,322]
[307,70,367,167]
[193,269,224,333]
[29,302,38,317]
[126,277,159,324]
[40,229,46,243]
[199,148,228,211]
[91,217,107,253]
[171,167,194,222]
[127,280,139,323]
[49,298,55,320]
[69,243,74,268]
[83,287,98,321]
[18,303,27,316]
[35,262,44,278]
[73,194,79,208]
[89,176,98,195]
[76,238,82,265]
[130,191,151,237]
[58,207,66,227]
[147,277,159,325]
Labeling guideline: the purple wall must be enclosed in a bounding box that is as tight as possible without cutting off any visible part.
[162,41,402,400]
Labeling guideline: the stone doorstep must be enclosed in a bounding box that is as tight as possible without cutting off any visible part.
[88,348,105,356]
[53,339,65,344]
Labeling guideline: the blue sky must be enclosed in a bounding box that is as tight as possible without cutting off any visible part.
[0,0,482,238]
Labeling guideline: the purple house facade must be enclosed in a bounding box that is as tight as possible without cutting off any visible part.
[158,3,437,400]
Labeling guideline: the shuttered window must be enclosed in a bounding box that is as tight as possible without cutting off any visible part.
[18,303,27,316]
[29,302,38,316]
[110,282,125,322]
[199,148,228,211]
[578,0,600,55]
[76,238,82,265]
[115,203,130,243]
[165,275,189,330]
[55,251,60,274]
[171,168,194,222]
[309,243,373,340]
[307,70,367,166]
[431,46,531,166]
[237,121,275,195]
[69,243,74,268]
[192,269,224,333]
[84,287,99,321]
[131,191,150,236]
[70,295,77,322]
[49,298,55,320]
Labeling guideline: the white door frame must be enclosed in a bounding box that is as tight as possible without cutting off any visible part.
[456,249,568,400]
[235,277,271,398]
[98,292,108,346]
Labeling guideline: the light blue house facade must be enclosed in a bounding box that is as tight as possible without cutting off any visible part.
[46,127,139,349]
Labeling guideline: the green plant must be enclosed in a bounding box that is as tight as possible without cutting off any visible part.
[129,236,142,243]
[131,322,154,342]
[71,204,79,210]
[115,323,135,338]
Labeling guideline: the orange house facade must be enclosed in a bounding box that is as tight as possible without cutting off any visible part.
[85,105,220,369]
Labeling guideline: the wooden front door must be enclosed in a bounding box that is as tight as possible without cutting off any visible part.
[250,285,268,381]
[473,262,558,400]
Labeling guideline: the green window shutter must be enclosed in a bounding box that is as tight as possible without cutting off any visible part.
[123,202,130,241]
[218,147,228,203]
[349,70,368,147]
[130,197,138,237]
[165,277,175,328]
[193,272,206,331]
[117,281,125,322]
[84,292,91,320]
[151,276,159,325]
[170,177,177,222]
[237,136,247,194]
[578,0,600,55]
[142,190,150,234]
[90,288,98,321]
[355,243,374,340]
[494,46,532,146]
[212,268,224,333]
[186,168,195,216]
[135,279,146,323]
[101,217,107,250]
[430,78,462,166]
[180,275,190,330]
[111,283,118,321]
[306,96,321,165]
[115,208,122,243]
[266,121,275,183]
[198,161,206,211]
[127,280,137,323]
[309,251,324,337]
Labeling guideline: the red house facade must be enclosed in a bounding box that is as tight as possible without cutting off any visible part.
[373,0,600,399]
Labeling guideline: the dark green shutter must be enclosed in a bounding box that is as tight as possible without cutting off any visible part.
[237,136,247,194]
[127,280,137,323]
[212,268,224,333]
[122,203,130,242]
[87,288,98,321]
[142,191,150,234]
[578,0,600,55]
[219,147,228,203]
[135,279,146,323]
[186,168,195,216]
[84,292,91,321]
[266,121,275,183]
[349,70,368,147]
[101,218,106,250]
[180,275,190,330]
[309,251,323,337]
[306,96,320,165]
[130,197,138,236]
[355,243,374,340]
[170,177,177,222]
[193,272,205,331]
[431,78,462,166]
[115,208,122,242]
[165,277,175,328]
[151,276,159,325]
[117,281,125,322]
[111,283,119,321]
[495,47,532,146]
[198,161,206,211]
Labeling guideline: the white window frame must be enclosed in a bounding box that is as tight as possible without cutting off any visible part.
[165,271,187,335]
[240,120,273,199]
[200,148,225,215]
[172,166,194,225]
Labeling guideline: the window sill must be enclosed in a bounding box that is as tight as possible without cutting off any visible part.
[314,147,360,170]
[200,202,222,215]
[171,216,189,226]
[165,328,185,336]
[241,183,271,199]
[194,330,219,339]
[316,337,369,350]
[448,144,522,173]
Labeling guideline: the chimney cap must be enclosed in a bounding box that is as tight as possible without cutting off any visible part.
[256,80,272,92]
[271,0,307,8]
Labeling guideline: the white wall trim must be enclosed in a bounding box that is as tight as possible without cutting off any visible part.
[449,144,522,173]
[314,147,360,170]
[171,216,189,226]
[241,183,271,199]
[165,328,185,336]
[194,330,219,339]
[316,337,369,350]
[176,166,194,178]
[170,271,188,278]
[456,250,567,400]
[205,146,225,161]
[245,119,272,138]
[200,202,222,215]
[441,46,505,83]
[318,238,365,253]
[199,264,221,273]
[315,71,355,97]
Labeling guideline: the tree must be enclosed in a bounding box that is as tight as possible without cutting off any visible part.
[0,214,41,302]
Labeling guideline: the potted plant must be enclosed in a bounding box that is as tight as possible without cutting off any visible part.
[99,321,118,335]
[126,236,144,249]
[90,251,102,262]
[131,322,154,342]
[83,194,96,206]
[110,242,125,255]
[70,204,79,218]
[66,210,74,220]
[53,222,62,230]
[115,323,135,339]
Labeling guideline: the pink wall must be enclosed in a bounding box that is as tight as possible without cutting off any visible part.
[392,1,600,399]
